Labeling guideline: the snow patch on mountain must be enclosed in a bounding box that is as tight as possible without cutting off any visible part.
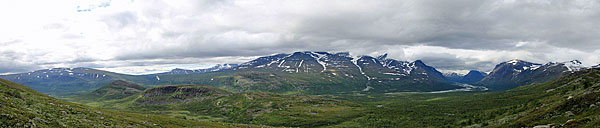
[352,56,371,80]
[562,60,586,71]
[309,52,328,72]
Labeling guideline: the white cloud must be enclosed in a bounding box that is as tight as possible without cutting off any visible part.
[0,0,599,74]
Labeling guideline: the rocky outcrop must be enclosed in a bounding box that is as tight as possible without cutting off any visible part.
[136,85,231,105]
[92,80,145,99]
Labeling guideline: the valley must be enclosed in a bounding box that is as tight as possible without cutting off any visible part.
[1,51,598,127]
[2,1,598,127]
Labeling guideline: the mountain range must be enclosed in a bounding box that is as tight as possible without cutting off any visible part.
[0,51,594,96]
[476,59,587,90]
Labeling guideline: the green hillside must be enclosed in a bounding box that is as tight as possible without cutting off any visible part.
[67,83,364,127]
[326,68,600,127]
[0,78,266,128]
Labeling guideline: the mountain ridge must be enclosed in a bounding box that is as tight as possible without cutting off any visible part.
[477,59,589,90]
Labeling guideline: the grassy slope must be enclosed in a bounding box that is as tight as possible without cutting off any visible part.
[326,68,600,128]
[0,78,266,128]
[67,84,365,128]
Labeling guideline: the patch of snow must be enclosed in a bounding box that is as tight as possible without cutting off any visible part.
[156,76,160,81]
[283,68,296,72]
[383,73,405,76]
[278,60,286,67]
[507,59,520,65]
[563,60,586,71]
[309,52,328,72]
[362,86,373,92]
[529,64,541,70]
[352,57,371,80]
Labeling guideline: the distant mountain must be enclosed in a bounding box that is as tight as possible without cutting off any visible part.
[152,51,460,93]
[158,64,238,75]
[443,72,464,82]
[460,70,487,84]
[476,59,588,90]
[443,70,487,84]
[0,68,145,96]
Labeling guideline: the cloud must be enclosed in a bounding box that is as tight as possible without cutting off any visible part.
[0,0,599,74]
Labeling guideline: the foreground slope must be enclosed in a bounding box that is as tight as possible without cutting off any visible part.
[482,67,600,127]
[0,78,263,128]
[327,67,600,128]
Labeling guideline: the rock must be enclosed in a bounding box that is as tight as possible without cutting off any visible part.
[564,119,577,125]
[376,105,383,108]
[565,111,575,117]
[61,111,68,115]
[533,124,556,128]
[100,117,105,120]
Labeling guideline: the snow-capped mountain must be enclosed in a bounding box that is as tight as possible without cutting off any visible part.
[443,70,487,84]
[159,64,238,75]
[4,51,589,96]
[477,59,589,90]
[443,72,464,82]
[236,52,356,73]
[0,67,123,96]
[234,52,458,92]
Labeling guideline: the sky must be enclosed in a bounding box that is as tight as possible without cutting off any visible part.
[1,0,599,75]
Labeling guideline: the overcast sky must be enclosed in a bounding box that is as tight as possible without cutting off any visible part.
[1,0,599,75]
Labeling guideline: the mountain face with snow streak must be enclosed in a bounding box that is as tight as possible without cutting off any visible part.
[229,52,460,93]
[476,59,588,90]
[356,54,457,92]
